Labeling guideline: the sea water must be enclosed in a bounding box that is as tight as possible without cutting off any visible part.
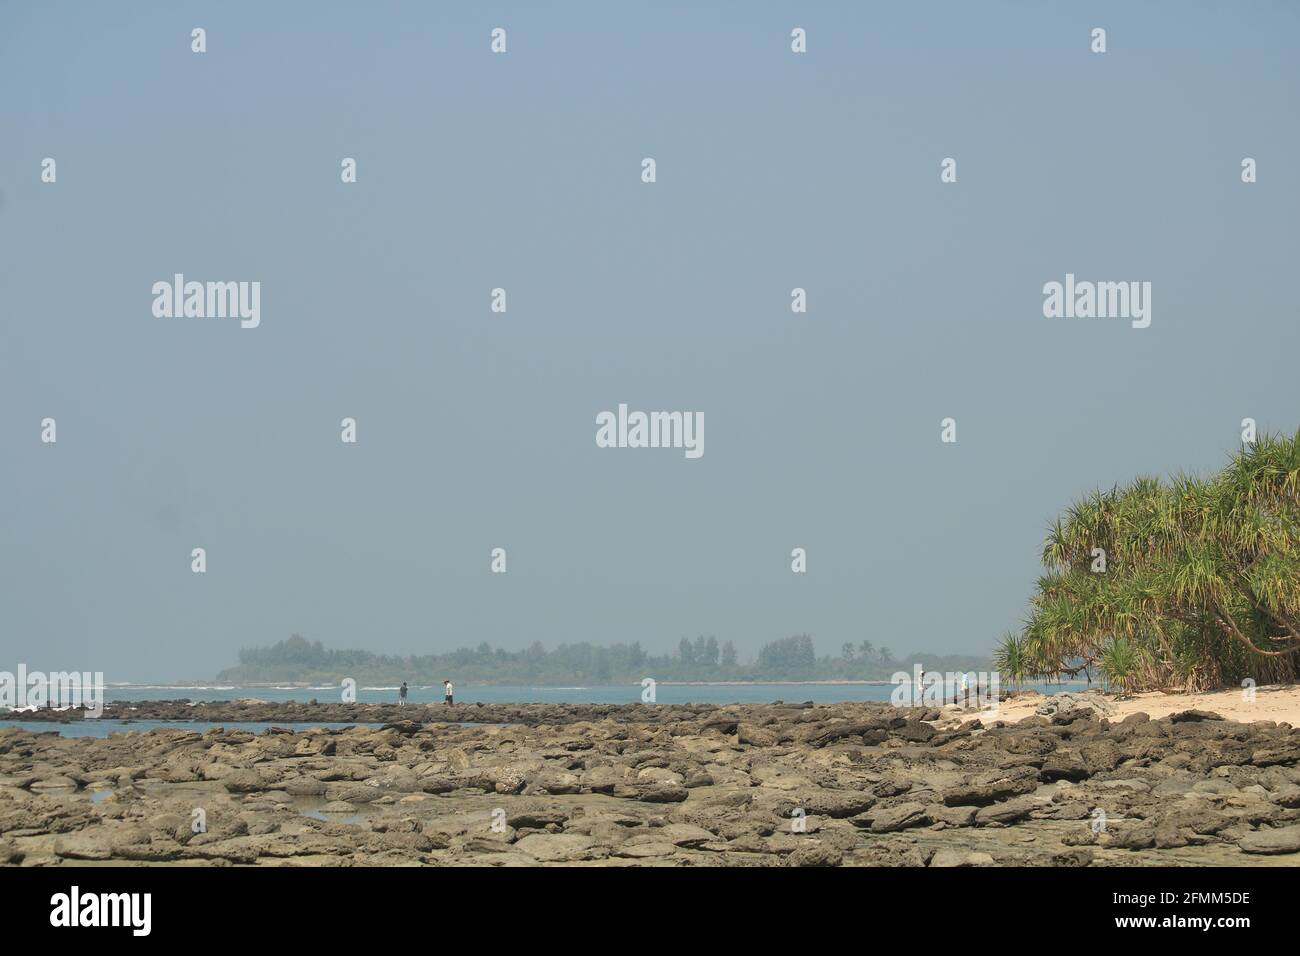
[87,680,1083,707]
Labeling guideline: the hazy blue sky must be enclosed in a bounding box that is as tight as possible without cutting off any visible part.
[2,2,1297,680]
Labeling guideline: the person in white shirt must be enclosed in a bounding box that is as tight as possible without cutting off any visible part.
[443,679,454,705]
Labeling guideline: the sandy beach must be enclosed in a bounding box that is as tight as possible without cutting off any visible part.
[997,684,1300,727]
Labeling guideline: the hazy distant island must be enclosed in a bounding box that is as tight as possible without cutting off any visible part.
[216,634,990,686]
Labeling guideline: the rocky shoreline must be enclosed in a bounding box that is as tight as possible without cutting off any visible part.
[3,696,1299,866]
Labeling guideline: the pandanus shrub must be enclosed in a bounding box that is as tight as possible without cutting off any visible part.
[993,632,1028,691]
[1097,637,1138,693]
[1016,429,1300,692]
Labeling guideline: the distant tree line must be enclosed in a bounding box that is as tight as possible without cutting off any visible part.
[217,634,989,685]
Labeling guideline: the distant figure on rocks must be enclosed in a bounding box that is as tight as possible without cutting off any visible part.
[399,682,408,706]
[443,679,454,705]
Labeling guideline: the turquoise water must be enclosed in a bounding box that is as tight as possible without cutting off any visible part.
[2,682,1090,736]
[96,683,906,707]
[90,680,1083,707]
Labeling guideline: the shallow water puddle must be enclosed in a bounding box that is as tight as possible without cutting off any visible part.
[290,792,374,826]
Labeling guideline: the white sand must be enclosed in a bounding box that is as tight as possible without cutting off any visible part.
[997,683,1300,726]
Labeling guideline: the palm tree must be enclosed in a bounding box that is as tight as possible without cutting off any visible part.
[1013,429,1300,692]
